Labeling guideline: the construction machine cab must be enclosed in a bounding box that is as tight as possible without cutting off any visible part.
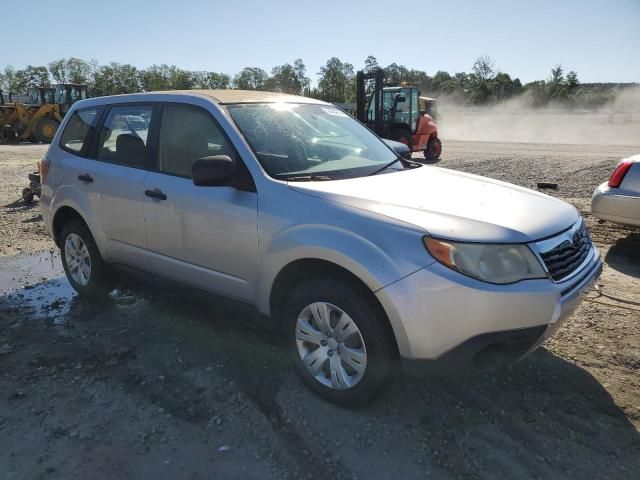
[356,69,442,161]
[28,86,56,106]
[54,84,88,115]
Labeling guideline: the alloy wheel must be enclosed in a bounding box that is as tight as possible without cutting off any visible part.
[64,233,92,286]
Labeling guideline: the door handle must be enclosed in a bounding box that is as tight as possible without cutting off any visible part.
[77,173,93,183]
[145,189,167,201]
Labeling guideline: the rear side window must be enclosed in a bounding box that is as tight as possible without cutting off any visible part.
[157,104,235,177]
[59,108,100,154]
[96,105,153,169]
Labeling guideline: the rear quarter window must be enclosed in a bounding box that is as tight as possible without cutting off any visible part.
[59,107,101,154]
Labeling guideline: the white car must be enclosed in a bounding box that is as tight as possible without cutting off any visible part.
[40,90,601,406]
[592,155,640,227]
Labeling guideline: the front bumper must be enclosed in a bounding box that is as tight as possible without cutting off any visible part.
[376,245,602,362]
[591,181,640,227]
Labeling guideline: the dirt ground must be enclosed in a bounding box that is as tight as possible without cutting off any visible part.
[1,141,639,479]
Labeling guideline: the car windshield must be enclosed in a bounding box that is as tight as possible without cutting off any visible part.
[227,103,399,180]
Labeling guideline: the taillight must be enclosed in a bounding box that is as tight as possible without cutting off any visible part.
[39,158,51,180]
[608,160,632,188]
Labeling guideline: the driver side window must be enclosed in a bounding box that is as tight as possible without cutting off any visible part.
[157,104,235,178]
[96,105,153,169]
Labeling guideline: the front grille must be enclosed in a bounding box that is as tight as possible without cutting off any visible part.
[540,222,592,281]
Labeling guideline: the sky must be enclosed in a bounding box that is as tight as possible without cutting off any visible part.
[4,0,640,84]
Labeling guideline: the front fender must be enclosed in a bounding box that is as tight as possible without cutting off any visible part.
[256,223,419,315]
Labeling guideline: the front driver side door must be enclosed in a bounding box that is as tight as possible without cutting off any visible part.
[143,103,258,302]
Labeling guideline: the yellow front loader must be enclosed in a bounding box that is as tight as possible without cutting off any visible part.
[0,90,62,144]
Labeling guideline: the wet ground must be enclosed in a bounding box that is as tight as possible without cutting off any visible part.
[1,142,640,479]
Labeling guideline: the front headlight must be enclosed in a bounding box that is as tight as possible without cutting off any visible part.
[424,237,547,284]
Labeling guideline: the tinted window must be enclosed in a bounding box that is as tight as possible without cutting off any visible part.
[59,107,100,154]
[158,104,234,177]
[96,105,153,169]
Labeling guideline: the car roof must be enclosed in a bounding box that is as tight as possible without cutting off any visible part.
[168,89,328,105]
[74,89,329,107]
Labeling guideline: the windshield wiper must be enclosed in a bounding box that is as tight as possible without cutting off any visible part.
[368,155,421,176]
[279,174,334,182]
[368,156,404,176]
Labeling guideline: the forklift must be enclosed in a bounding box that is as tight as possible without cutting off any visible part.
[356,69,442,161]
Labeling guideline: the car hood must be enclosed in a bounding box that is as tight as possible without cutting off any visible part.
[289,166,578,243]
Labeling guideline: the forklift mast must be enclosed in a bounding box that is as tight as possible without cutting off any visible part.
[356,69,385,134]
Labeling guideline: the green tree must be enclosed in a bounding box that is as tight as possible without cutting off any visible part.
[566,70,579,90]
[383,63,409,82]
[317,57,355,103]
[48,58,94,84]
[548,64,568,101]
[293,59,311,93]
[66,57,93,84]
[139,64,193,91]
[489,72,522,101]
[472,55,495,81]
[48,59,67,83]
[0,66,24,97]
[16,65,50,90]
[233,67,269,90]
[93,63,141,96]
[268,63,302,94]
[192,71,231,89]
[140,64,171,91]
[363,55,379,74]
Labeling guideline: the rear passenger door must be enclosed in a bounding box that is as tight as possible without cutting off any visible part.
[142,103,258,302]
[78,104,155,268]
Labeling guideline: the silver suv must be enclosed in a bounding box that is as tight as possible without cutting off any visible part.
[40,90,602,406]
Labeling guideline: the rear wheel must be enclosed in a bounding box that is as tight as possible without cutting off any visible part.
[284,278,395,407]
[34,117,60,144]
[60,219,113,297]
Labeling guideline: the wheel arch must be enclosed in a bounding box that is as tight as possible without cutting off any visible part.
[269,258,400,355]
[52,205,89,247]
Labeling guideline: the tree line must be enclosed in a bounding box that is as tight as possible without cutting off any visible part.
[0,55,629,109]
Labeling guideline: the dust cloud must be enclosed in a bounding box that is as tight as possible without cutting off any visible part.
[438,87,640,146]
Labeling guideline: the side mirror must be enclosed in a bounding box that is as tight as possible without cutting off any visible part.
[192,155,236,186]
[382,139,411,158]
[394,93,406,103]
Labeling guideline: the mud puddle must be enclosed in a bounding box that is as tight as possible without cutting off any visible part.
[0,250,76,323]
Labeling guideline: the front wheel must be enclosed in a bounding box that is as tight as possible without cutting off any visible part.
[34,117,60,144]
[424,137,442,162]
[60,219,113,297]
[284,278,396,407]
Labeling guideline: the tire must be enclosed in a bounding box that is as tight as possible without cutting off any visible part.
[33,117,60,144]
[59,219,113,297]
[390,128,413,151]
[424,137,442,162]
[0,125,16,144]
[21,187,34,203]
[284,278,396,407]
[28,135,39,144]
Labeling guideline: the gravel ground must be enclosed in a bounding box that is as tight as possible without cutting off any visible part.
[1,141,639,479]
